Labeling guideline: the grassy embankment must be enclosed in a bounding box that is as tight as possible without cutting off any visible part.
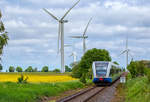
[0,81,84,102]
[113,74,150,102]
[0,72,92,102]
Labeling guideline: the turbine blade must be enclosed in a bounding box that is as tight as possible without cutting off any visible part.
[64,44,72,47]
[83,17,92,36]
[69,36,83,38]
[119,50,127,56]
[61,0,80,20]
[57,23,61,54]
[43,8,59,21]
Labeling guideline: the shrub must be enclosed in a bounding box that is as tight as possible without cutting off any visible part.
[80,73,86,84]
[71,63,82,78]
[65,65,72,72]
[145,68,150,83]
[41,66,49,72]
[53,69,60,73]
[33,68,38,72]
[16,66,23,72]
[9,66,15,72]
[0,64,2,72]
[17,74,28,84]
[25,66,33,72]
[128,61,146,78]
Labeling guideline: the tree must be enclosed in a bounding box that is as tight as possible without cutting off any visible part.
[33,67,38,72]
[16,66,23,72]
[65,65,72,72]
[41,66,49,72]
[25,66,33,72]
[127,61,146,78]
[113,61,119,65]
[0,10,9,59]
[53,69,60,73]
[0,64,2,72]
[9,66,15,72]
[72,48,111,79]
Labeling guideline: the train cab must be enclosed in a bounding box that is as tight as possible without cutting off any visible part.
[92,61,122,85]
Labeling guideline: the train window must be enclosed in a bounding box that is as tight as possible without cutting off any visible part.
[95,63,108,77]
[96,69,107,77]
[110,65,121,77]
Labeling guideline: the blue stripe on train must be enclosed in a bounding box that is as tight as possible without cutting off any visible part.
[93,78,112,83]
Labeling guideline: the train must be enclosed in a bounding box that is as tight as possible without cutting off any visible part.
[92,61,122,85]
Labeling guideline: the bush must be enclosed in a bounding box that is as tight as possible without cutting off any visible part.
[33,68,38,72]
[127,61,146,78]
[80,73,86,84]
[17,74,28,84]
[16,66,23,72]
[41,66,49,72]
[65,65,72,72]
[53,69,60,73]
[145,68,150,83]
[0,64,2,72]
[25,66,33,72]
[71,63,82,78]
[9,66,15,72]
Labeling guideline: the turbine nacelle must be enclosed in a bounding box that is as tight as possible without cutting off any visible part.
[60,20,68,23]
[83,36,88,38]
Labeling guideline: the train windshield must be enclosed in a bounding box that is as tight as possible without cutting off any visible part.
[95,63,108,77]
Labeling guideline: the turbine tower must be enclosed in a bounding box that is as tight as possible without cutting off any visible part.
[43,0,80,73]
[120,35,130,71]
[70,18,92,54]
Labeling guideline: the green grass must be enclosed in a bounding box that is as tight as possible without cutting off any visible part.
[0,81,84,102]
[124,75,150,102]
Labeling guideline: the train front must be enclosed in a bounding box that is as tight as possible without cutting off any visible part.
[92,61,112,85]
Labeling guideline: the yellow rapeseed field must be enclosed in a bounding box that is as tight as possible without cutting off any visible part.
[0,74,77,83]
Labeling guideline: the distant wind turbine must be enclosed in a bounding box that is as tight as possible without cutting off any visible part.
[43,0,80,73]
[70,18,92,54]
[70,52,77,63]
[119,35,132,71]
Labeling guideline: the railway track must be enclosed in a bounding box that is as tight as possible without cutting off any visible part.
[57,86,105,102]
[57,72,127,102]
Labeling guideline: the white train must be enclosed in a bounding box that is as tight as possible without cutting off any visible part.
[92,61,122,85]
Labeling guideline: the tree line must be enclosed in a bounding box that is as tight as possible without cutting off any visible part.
[0,65,72,73]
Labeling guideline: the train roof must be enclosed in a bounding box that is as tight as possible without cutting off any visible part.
[93,61,120,68]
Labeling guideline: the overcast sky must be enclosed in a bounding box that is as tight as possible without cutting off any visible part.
[0,0,150,71]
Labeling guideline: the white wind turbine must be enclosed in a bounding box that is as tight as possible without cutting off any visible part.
[43,0,80,73]
[70,18,92,54]
[120,35,132,71]
[70,51,77,63]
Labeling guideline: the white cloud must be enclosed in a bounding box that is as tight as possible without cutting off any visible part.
[5,20,28,28]
[5,6,34,15]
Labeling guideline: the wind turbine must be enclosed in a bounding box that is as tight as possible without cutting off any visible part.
[70,52,77,63]
[120,35,131,71]
[70,18,92,54]
[43,0,80,73]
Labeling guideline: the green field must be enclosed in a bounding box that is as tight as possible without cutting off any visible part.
[0,72,85,102]
[0,81,84,102]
